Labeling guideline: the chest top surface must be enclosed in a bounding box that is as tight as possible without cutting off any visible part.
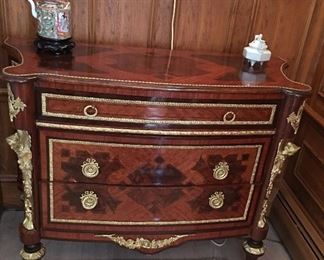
[3,38,310,94]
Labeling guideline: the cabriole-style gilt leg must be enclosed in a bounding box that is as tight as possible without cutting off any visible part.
[6,131,45,260]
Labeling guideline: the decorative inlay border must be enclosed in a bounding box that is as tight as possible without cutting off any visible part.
[48,183,255,225]
[2,39,311,93]
[48,138,262,184]
[47,139,258,225]
[41,92,277,125]
[36,122,276,136]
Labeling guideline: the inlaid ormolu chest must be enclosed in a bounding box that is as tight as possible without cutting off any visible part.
[3,38,310,259]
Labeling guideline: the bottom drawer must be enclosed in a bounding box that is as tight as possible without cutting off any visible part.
[41,182,260,229]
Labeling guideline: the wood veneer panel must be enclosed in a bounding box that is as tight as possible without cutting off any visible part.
[0,182,21,208]
[295,0,324,84]
[251,0,316,80]
[174,0,238,51]
[310,43,324,116]
[280,109,324,258]
[147,0,174,48]
[227,0,256,53]
[70,0,93,42]
[4,0,35,38]
[93,0,155,46]
[271,193,320,260]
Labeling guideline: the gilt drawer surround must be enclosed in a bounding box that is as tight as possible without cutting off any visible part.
[3,38,310,259]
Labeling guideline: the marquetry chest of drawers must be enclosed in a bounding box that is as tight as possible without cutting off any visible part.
[2,38,310,260]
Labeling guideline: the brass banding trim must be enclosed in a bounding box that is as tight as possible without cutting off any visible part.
[48,138,262,184]
[48,138,257,225]
[2,39,311,93]
[2,40,311,93]
[41,93,277,125]
[37,122,276,136]
[49,184,255,225]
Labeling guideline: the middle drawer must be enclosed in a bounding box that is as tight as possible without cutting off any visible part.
[40,131,269,186]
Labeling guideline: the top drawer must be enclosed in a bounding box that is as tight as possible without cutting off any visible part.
[40,93,277,127]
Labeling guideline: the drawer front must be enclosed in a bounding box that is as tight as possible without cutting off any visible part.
[40,93,277,126]
[42,182,259,227]
[43,137,266,186]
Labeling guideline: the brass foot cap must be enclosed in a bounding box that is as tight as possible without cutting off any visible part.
[243,240,265,256]
[20,247,45,260]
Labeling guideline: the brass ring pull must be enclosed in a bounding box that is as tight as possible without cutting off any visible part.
[81,158,100,178]
[223,111,236,123]
[213,161,229,180]
[209,191,225,209]
[80,191,98,210]
[83,105,98,117]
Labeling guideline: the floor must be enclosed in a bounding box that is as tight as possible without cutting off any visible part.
[0,210,291,260]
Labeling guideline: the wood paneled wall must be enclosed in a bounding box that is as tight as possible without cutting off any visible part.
[0,1,323,208]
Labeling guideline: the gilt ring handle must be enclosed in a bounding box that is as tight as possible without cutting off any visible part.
[209,191,225,209]
[81,158,100,178]
[80,191,98,210]
[84,105,98,117]
[223,111,236,123]
[213,161,230,180]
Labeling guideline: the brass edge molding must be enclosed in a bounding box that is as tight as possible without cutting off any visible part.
[287,101,305,134]
[41,93,277,125]
[242,241,265,256]
[279,60,312,91]
[2,39,311,93]
[48,138,257,225]
[48,138,262,184]
[7,82,26,122]
[49,183,255,225]
[20,247,45,260]
[42,92,277,108]
[95,234,189,250]
[6,130,35,230]
[36,122,276,136]
[257,140,300,228]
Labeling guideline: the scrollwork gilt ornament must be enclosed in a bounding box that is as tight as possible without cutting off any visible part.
[7,83,26,122]
[6,130,35,231]
[95,234,189,250]
[258,140,300,228]
[287,102,305,134]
